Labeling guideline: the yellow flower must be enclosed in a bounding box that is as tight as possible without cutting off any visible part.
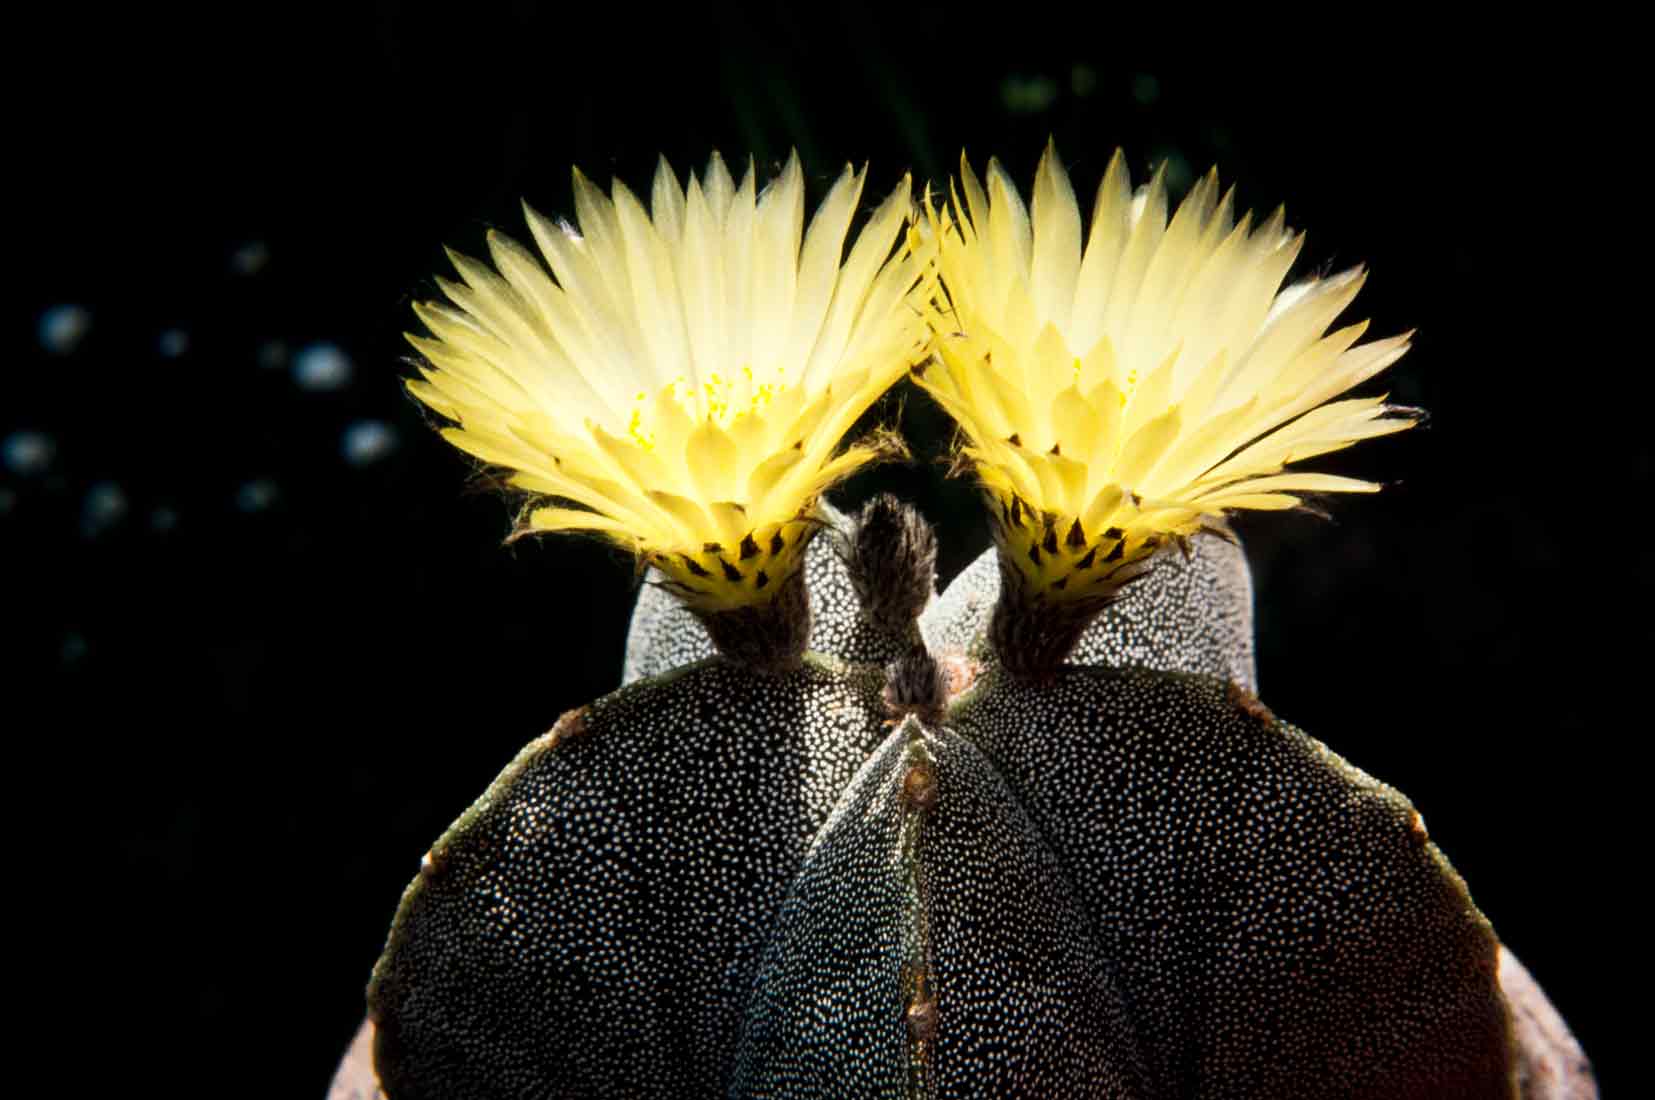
[917,142,1417,603]
[406,153,931,610]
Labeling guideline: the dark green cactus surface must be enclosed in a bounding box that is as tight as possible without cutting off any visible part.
[368,500,1515,1098]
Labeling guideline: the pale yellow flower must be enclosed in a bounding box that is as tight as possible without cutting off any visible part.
[407,153,931,610]
[917,142,1417,602]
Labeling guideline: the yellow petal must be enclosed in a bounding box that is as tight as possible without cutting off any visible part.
[685,418,743,503]
[528,506,634,536]
[1112,405,1182,490]
[651,155,686,244]
[1050,384,1100,463]
[1029,139,1081,326]
[1080,484,1127,535]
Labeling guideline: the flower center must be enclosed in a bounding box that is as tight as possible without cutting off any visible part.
[626,366,793,450]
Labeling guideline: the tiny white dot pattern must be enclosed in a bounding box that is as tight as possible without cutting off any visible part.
[370,503,1512,1098]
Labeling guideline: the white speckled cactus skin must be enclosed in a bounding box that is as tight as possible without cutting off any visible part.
[368,497,1516,1099]
[623,502,1256,690]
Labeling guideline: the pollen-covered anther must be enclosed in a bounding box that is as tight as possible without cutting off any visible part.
[404,151,936,661]
[916,140,1420,676]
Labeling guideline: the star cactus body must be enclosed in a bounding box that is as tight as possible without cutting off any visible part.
[368,498,1527,1098]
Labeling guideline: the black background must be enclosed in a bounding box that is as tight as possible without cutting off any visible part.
[14,7,1634,1096]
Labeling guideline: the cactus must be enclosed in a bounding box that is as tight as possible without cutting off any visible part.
[355,148,1595,1097]
[370,498,1518,1097]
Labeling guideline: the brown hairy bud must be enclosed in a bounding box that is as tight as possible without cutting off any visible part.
[882,647,946,722]
[844,493,937,631]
